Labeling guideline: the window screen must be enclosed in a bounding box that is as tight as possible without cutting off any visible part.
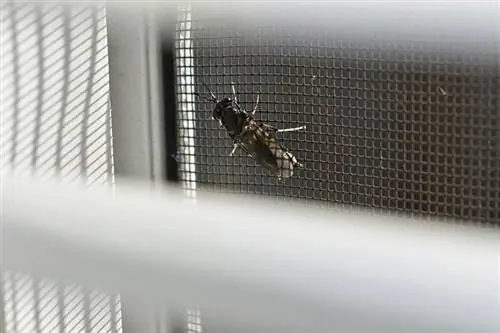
[175,8,499,226]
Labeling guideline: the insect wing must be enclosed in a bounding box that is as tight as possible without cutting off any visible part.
[252,123,301,178]
[241,121,298,176]
[241,131,277,170]
[252,129,281,172]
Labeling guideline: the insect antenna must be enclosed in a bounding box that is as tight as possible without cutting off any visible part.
[194,81,218,103]
[202,82,218,103]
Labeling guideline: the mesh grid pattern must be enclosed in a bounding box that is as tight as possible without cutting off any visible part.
[1,2,120,333]
[175,13,499,225]
[175,5,197,197]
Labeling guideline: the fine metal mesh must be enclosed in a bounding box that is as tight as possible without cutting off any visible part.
[1,2,120,333]
[175,11,499,226]
[175,5,197,198]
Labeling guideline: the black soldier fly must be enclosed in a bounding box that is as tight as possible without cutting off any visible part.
[196,82,305,179]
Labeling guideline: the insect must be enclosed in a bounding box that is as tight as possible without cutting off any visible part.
[196,82,306,180]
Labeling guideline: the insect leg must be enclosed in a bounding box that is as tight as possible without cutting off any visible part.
[230,81,243,112]
[276,125,307,133]
[229,143,238,156]
[231,82,238,104]
[251,92,260,115]
[261,124,307,133]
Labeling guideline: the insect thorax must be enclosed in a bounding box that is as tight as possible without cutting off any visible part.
[213,97,248,138]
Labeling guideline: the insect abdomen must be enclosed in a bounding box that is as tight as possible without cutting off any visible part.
[239,121,300,179]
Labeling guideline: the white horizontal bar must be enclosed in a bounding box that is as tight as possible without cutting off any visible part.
[3,174,500,332]
[34,1,499,50]
[102,0,498,53]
